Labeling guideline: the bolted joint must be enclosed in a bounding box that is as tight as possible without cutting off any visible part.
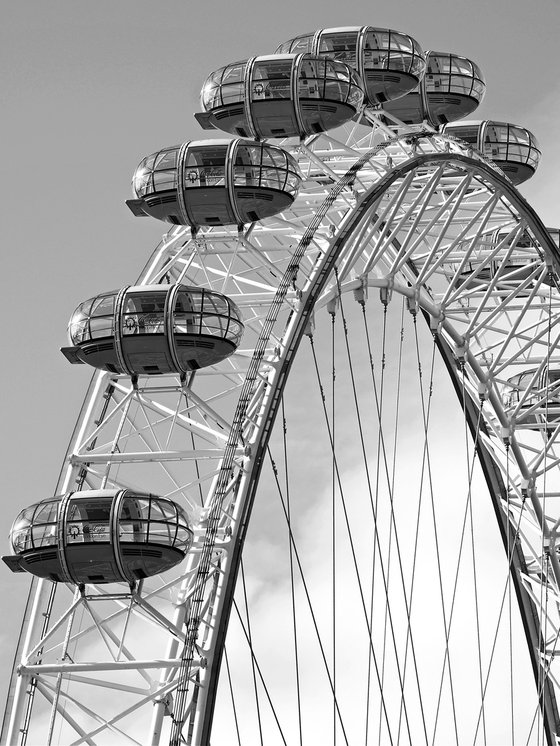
[154,693,174,716]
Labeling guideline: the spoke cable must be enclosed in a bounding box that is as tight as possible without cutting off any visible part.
[224,648,242,746]
[232,599,288,746]
[335,276,425,746]
[360,295,429,746]
[267,448,351,746]
[460,365,487,746]
[330,310,337,746]
[309,328,400,746]
[506,440,514,744]
[410,317,459,746]
[281,398,303,746]
[370,300,389,746]
[240,559,264,746]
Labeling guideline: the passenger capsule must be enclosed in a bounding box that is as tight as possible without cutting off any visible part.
[382,51,485,126]
[2,490,193,584]
[454,227,555,293]
[126,139,301,227]
[442,121,541,184]
[275,26,426,106]
[195,54,364,139]
[506,369,560,430]
[61,285,243,376]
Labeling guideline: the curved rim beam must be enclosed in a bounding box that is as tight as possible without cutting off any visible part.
[195,150,560,742]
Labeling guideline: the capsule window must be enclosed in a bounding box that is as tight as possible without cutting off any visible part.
[148,522,175,546]
[227,319,244,346]
[234,145,261,187]
[252,60,292,100]
[173,299,199,334]
[133,166,152,198]
[31,524,57,549]
[152,170,177,192]
[122,292,166,336]
[298,58,324,98]
[156,500,179,521]
[453,125,480,146]
[319,31,359,68]
[89,316,114,340]
[154,149,178,170]
[175,526,193,550]
[222,62,247,85]
[34,501,59,524]
[184,146,227,188]
[91,295,115,317]
[363,30,390,68]
[119,498,148,543]
[67,498,112,544]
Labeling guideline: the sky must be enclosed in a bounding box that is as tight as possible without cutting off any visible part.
[1,0,559,735]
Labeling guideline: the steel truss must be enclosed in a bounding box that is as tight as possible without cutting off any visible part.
[4,114,560,745]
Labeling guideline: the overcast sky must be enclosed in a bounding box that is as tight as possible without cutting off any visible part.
[1,0,559,728]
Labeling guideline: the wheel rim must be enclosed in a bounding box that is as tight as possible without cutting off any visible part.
[6,124,560,746]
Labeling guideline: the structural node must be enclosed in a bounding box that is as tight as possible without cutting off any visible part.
[442,120,541,184]
[382,51,485,126]
[2,490,193,584]
[127,139,301,226]
[275,26,426,106]
[61,284,244,376]
[196,54,364,139]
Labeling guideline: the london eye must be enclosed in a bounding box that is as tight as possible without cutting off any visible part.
[2,13,560,746]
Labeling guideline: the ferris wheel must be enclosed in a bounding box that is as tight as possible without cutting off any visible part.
[3,24,560,746]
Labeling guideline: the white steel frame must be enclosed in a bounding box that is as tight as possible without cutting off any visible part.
[3,114,560,745]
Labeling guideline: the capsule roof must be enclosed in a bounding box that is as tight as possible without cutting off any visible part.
[127,138,301,227]
[61,284,244,377]
[275,26,426,106]
[197,53,364,139]
[3,489,193,585]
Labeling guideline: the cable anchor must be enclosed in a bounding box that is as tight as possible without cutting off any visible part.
[501,424,511,446]
[327,296,339,316]
[380,277,394,306]
[455,337,469,367]
[406,289,419,316]
[304,312,315,337]
[353,274,368,306]
[429,309,444,337]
